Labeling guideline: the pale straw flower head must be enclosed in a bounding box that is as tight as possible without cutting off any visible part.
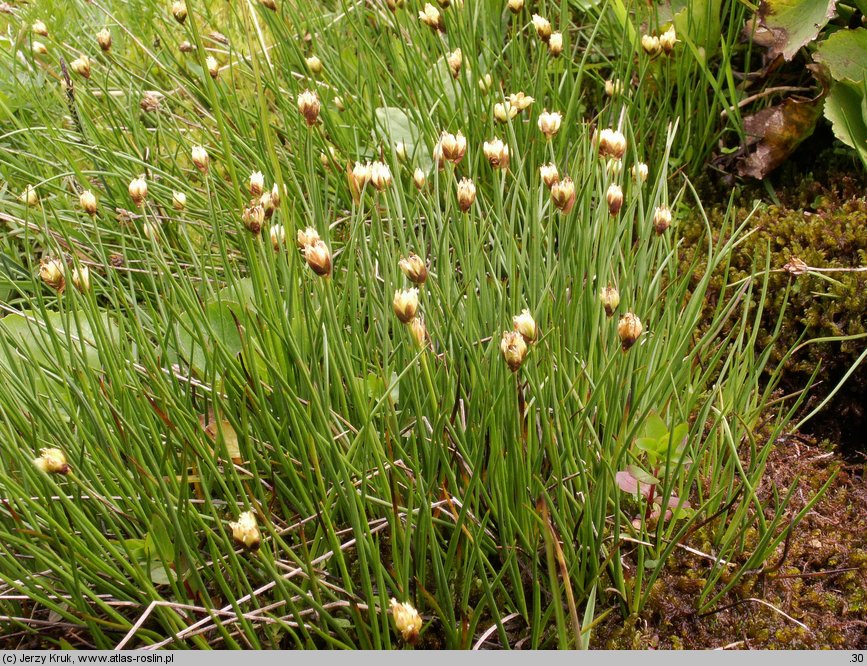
[33,448,69,475]
[229,510,261,549]
[393,288,420,324]
[500,330,528,371]
[390,598,423,643]
[512,309,537,342]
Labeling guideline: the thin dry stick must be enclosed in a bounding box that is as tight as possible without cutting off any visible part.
[472,612,520,650]
[720,86,813,118]
[176,600,374,645]
[139,495,476,649]
[1,616,87,630]
[742,598,814,633]
[115,601,280,650]
[619,535,737,567]
[140,519,390,650]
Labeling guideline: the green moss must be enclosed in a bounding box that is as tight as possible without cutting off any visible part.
[680,196,867,430]
[601,615,645,649]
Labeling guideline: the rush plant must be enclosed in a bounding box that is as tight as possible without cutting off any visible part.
[0,0,828,649]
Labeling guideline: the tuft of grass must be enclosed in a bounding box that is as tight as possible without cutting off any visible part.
[0,0,820,649]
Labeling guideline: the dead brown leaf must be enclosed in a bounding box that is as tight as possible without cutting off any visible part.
[736,79,826,179]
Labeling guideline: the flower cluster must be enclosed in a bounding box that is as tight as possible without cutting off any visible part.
[642,26,677,58]
[501,310,537,372]
[297,227,332,277]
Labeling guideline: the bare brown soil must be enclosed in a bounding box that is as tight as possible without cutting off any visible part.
[592,387,867,649]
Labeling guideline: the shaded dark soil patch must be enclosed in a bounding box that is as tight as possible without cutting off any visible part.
[593,436,867,649]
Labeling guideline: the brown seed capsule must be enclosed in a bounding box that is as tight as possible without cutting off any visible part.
[140,92,162,113]
[483,138,509,169]
[606,183,623,216]
[532,14,552,42]
[550,177,575,213]
[304,240,332,276]
[128,176,148,206]
[172,1,188,23]
[652,205,672,234]
[39,257,65,293]
[537,110,562,139]
[249,171,265,197]
[393,288,420,324]
[617,312,643,350]
[399,254,427,285]
[242,204,265,234]
[297,89,320,126]
[191,145,210,173]
[548,32,563,56]
[438,131,467,164]
[784,256,809,276]
[598,128,627,160]
[418,3,445,32]
[539,163,559,188]
[96,28,112,52]
[270,224,285,251]
[447,48,462,79]
[500,330,528,371]
[599,285,620,317]
[513,309,537,343]
[456,178,476,212]
[296,226,320,248]
[70,55,91,79]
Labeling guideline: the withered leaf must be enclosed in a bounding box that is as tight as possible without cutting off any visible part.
[200,409,242,464]
[736,89,825,179]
